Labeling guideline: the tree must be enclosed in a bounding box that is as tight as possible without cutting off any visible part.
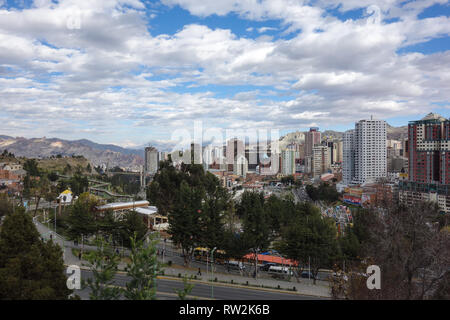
[83,238,121,300]
[175,274,195,300]
[331,201,450,299]
[199,172,229,251]
[123,233,161,300]
[69,173,89,196]
[147,160,187,216]
[0,194,14,219]
[67,192,98,244]
[31,176,51,216]
[169,180,203,267]
[0,208,72,299]
[306,183,339,204]
[23,159,40,177]
[117,210,148,248]
[238,191,271,278]
[278,207,338,284]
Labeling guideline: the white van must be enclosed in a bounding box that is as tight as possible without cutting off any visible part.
[268,266,293,276]
[226,260,245,270]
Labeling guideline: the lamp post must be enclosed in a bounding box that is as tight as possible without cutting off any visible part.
[211,247,217,299]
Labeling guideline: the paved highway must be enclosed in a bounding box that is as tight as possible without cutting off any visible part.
[75,270,326,300]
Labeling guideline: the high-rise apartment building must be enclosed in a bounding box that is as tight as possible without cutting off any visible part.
[408,113,450,184]
[226,138,245,172]
[305,127,321,157]
[343,118,387,185]
[312,145,330,178]
[281,149,296,175]
[234,155,248,177]
[399,113,450,214]
[145,146,159,175]
[343,130,355,185]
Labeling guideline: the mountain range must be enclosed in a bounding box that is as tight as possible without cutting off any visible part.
[0,136,144,170]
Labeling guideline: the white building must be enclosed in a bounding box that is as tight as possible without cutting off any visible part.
[144,146,159,175]
[312,145,330,178]
[343,119,387,185]
[281,149,296,175]
[234,155,248,178]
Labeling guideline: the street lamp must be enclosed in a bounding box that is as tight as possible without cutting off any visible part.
[211,247,217,299]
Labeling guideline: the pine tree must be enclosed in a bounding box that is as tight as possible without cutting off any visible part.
[123,233,161,300]
[239,191,271,278]
[83,238,121,300]
[0,208,72,299]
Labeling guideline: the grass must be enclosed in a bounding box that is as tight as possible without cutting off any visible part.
[35,157,91,175]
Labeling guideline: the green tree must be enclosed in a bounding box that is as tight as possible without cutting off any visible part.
[123,233,161,300]
[238,191,271,278]
[278,208,338,284]
[117,210,148,248]
[199,172,229,251]
[83,238,121,300]
[175,274,195,300]
[69,173,89,196]
[0,194,14,218]
[147,160,187,216]
[67,192,98,244]
[0,208,72,299]
[23,159,40,177]
[169,180,203,267]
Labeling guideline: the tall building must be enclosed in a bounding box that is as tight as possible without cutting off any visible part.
[343,130,355,185]
[144,146,159,175]
[190,142,202,165]
[399,113,450,214]
[234,155,248,177]
[312,145,330,178]
[281,149,296,175]
[343,118,387,185]
[305,127,321,157]
[408,113,450,184]
[226,138,245,172]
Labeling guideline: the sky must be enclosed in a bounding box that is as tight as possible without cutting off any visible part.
[0,0,449,148]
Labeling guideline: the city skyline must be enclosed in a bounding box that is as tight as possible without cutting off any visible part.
[0,1,449,147]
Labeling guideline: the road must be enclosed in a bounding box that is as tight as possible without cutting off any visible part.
[75,270,326,300]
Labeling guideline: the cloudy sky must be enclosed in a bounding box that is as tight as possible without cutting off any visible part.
[0,0,449,147]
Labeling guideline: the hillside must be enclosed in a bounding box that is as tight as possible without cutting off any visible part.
[0,136,143,170]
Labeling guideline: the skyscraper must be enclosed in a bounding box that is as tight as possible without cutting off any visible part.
[312,145,330,178]
[145,146,159,175]
[305,127,321,157]
[408,113,450,184]
[281,149,296,175]
[343,118,387,185]
[399,113,450,214]
[343,130,355,185]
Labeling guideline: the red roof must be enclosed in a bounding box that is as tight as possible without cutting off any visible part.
[242,253,298,266]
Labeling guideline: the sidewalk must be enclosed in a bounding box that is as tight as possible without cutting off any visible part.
[34,219,331,298]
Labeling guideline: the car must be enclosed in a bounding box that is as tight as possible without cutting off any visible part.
[260,263,277,272]
[268,266,294,276]
[301,271,316,279]
[226,260,245,270]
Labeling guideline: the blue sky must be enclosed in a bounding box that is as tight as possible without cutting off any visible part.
[0,0,449,148]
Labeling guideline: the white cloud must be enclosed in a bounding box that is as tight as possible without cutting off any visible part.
[0,0,449,144]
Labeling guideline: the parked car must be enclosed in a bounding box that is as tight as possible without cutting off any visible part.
[260,263,277,272]
[301,271,316,279]
[226,260,245,270]
[269,266,294,276]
